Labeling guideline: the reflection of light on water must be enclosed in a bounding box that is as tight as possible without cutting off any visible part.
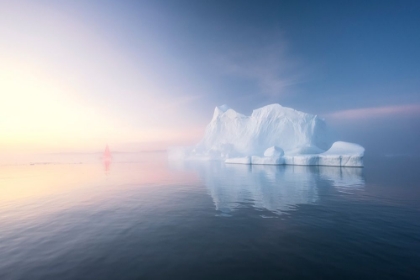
[0,157,199,226]
[203,164,318,215]
[170,161,365,216]
[104,159,111,174]
[103,145,112,175]
[319,166,364,190]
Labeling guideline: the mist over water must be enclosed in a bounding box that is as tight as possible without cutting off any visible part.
[0,153,419,279]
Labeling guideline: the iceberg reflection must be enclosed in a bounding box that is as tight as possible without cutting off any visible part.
[170,161,364,215]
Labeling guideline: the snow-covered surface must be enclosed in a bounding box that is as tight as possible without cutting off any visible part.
[168,104,365,167]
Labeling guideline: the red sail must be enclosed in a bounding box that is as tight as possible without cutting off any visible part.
[104,145,112,161]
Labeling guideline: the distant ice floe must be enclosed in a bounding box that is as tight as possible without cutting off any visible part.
[168,104,365,167]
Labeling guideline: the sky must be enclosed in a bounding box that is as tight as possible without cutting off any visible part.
[1,0,419,155]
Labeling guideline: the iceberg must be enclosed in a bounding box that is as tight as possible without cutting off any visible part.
[168,104,365,167]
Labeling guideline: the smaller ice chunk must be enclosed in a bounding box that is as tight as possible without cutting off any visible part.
[225,156,251,165]
[264,146,284,157]
[244,146,285,165]
[319,141,365,167]
[251,156,284,165]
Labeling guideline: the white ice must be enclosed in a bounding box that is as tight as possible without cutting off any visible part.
[168,104,365,167]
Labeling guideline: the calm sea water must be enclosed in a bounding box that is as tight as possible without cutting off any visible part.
[0,153,419,279]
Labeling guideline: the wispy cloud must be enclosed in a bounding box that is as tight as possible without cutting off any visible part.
[326,104,420,120]
[215,35,303,97]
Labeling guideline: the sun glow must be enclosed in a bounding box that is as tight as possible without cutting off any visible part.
[0,58,202,153]
[0,58,123,152]
[0,2,206,155]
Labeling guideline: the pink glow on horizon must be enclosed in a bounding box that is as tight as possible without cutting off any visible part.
[326,104,420,120]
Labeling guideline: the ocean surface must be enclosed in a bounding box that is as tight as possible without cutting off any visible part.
[0,153,419,279]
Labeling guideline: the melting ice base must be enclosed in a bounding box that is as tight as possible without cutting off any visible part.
[169,104,365,167]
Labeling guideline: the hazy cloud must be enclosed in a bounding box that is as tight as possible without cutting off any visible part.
[326,104,420,120]
[215,35,303,97]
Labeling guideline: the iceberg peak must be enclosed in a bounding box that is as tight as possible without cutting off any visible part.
[212,105,246,121]
[217,104,230,112]
[212,104,231,120]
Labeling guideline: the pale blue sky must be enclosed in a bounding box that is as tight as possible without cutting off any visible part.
[1,0,419,154]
